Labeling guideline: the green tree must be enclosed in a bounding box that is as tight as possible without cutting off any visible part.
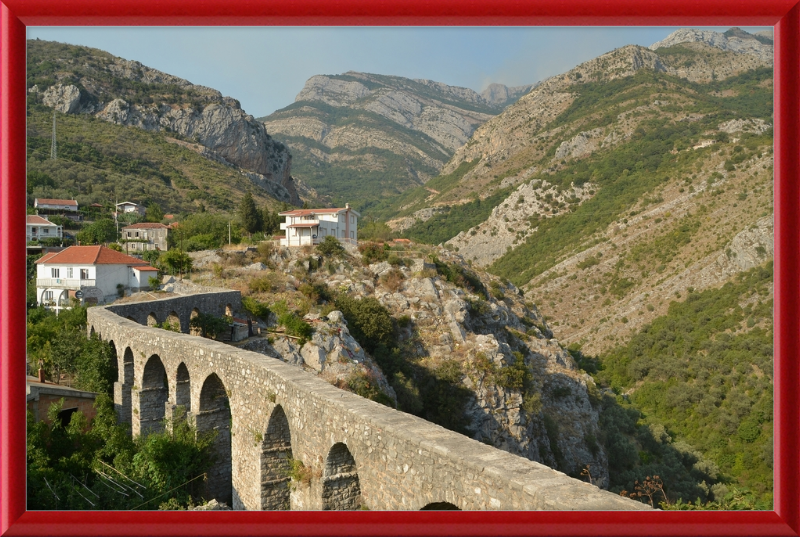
[160,249,192,276]
[76,218,117,245]
[189,312,229,339]
[145,202,164,223]
[238,193,262,236]
[316,235,345,258]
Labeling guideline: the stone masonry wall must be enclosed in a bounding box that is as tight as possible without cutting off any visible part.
[88,293,650,511]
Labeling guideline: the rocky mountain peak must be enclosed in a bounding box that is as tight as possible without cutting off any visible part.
[649,27,773,61]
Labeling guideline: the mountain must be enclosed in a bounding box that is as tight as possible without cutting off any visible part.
[378,27,774,506]
[27,39,299,207]
[259,72,534,212]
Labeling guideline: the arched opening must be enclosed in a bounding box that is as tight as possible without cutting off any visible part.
[225,304,233,317]
[115,347,135,431]
[189,308,201,336]
[107,340,119,391]
[261,405,292,510]
[175,363,191,414]
[322,443,361,510]
[146,313,159,327]
[89,326,96,337]
[197,373,232,505]
[167,311,181,332]
[137,354,169,436]
[420,502,461,510]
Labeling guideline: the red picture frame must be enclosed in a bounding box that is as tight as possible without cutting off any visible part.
[1,1,798,535]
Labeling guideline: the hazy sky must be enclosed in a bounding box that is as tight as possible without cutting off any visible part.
[27,26,771,118]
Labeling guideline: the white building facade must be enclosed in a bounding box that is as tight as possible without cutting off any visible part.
[26,215,63,242]
[36,245,158,313]
[279,204,359,247]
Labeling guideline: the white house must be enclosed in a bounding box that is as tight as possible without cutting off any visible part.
[279,204,359,247]
[26,215,63,243]
[115,201,146,216]
[36,245,158,313]
[34,198,78,213]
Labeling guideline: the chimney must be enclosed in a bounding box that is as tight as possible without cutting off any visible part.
[38,368,46,383]
[346,203,350,209]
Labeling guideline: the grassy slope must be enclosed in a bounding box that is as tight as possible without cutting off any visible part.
[27,103,282,214]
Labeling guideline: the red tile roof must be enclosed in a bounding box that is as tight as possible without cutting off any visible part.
[37,252,59,264]
[279,208,344,216]
[133,266,159,271]
[35,198,78,206]
[35,245,154,267]
[26,215,58,225]
[122,223,170,230]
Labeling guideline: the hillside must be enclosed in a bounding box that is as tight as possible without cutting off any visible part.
[259,72,533,212]
[27,39,299,207]
[26,102,287,214]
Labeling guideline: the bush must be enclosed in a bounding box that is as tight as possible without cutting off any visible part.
[242,296,270,320]
[359,242,389,265]
[189,312,229,339]
[379,268,405,292]
[316,235,346,258]
[148,276,161,290]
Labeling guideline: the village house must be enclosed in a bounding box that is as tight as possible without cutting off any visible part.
[278,204,359,247]
[34,198,81,222]
[36,245,158,312]
[27,369,99,425]
[121,222,170,253]
[26,215,63,243]
[115,201,146,216]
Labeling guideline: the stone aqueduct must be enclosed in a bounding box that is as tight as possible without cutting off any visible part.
[86,291,647,511]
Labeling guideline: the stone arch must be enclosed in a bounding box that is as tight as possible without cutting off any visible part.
[136,354,169,436]
[106,339,119,390]
[114,347,136,432]
[197,373,232,505]
[322,443,361,510]
[260,405,292,510]
[167,311,181,332]
[175,363,191,413]
[225,303,233,317]
[146,313,159,327]
[189,308,201,336]
[420,502,461,510]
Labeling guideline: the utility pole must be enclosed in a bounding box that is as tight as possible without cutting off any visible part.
[50,110,57,160]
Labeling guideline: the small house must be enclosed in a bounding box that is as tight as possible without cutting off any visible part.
[26,215,63,243]
[279,204,359,247]
[121,222,170,252]
[115,201,146,216]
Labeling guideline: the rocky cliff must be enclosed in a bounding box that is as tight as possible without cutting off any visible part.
[28,40,299,205]
[260,72,534,210]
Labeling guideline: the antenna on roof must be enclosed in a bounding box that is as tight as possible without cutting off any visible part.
[50,110,57,160]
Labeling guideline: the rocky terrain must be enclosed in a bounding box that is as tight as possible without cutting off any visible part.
[157,242,613,487]
[259,72,534,210]
[27,39,299,205]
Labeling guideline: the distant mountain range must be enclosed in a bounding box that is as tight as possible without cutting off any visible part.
[259,72,535,211]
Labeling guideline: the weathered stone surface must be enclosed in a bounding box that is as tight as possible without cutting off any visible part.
[42,84,82,114]
[88,291,650,511]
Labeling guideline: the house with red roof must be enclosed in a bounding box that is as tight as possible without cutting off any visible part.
[26,215,63,243]
[35,245,158,312]
[34,198,81,222]
[278,204,359,247]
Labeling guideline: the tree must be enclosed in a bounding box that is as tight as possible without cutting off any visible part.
[76,219,117,245]
[316,235,345,258]
[161,249,192,276]
[145,203,164,223]
[238,193,262,236]
[189,312,230,339]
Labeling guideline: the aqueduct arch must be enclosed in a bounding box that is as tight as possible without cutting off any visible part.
[87,291,650,512]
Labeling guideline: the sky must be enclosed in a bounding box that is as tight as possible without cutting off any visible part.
[27,26,771,118]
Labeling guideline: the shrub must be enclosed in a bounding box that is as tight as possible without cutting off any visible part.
[148,276,161,290]
[359,242,388,265]
[316,235,346,258]
[379,268,405,293]
[339,370,395,407]
[242,296,270,320]
[189,312,229,339]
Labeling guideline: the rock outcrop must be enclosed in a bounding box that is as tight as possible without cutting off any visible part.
[649,27,774,62]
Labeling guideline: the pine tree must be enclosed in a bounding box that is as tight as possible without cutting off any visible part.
[239,193,262,236]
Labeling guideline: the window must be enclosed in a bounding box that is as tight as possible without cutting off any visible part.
[43,291,53,301]
[135,232,139,238]
[31,227,37,233]
[127,231,132,238]
[66,268,73,279]
[80,269,89,280]
[51,268,59,278]
[43,228,49,234]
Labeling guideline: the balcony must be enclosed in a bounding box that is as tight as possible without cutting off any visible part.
[36,278,96,289]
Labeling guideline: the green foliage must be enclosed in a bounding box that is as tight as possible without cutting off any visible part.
[334,296,394,353]
[276,311,313,341]
[358,242,389,265]
[238,192,262,235]
[189,312,229,339]
[403,185,512,245]
[27,394,216,510]
[148,276,161,290]
[173,213,240,251]
[316,235,346,258]
[241,296,270,320]
[341,370,395,407]
[76,218,117,245]
[430,256,487,299]
[145,203,164,223]
[160,249,192,275]
[157,321,181,332]
[595,262,774,507]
